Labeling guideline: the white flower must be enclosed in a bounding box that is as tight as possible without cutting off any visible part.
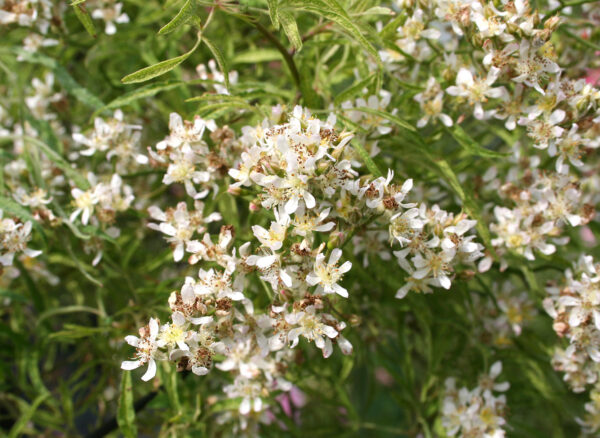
[411,248,455,290]
[121,318,161,381]
[252,210,289,251]
[70,187,98,226]
[285,305,339,358]
[446,67,507,120]
[91,2,130,35]
[306,248,352,297]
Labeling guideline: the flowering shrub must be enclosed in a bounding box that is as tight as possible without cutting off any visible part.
[1,0,600,436]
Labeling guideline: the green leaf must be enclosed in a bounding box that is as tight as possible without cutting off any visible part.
[72,4,97,38]
[447,125,507,158]
[334,73,375,105]
[93,81,185,117]
[159,363,181,416]
[122,35,201,84]
[295,0,380,61]
[434,160,494,254]
[352,140,382,178]
[278,11,302,51]
[8,393,50,438]
[352,106,416,132]
[15,50,104,110]
[26,116,63,154]
[201,36,230,92]
[48,323,111,341]
[37,305,102,327]
[185,93,249,104]
[267,0,280,29]
[23,136,90,189]
[353,6,393,16]
[117,371,137,438]
[158,0,199,35]
[232,48,282,64]
[299,58,320,108]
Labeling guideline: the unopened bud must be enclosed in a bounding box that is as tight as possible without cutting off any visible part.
[227,185,241,196]
[249,201,261,212]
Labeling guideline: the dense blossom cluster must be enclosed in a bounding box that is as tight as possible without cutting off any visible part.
[2,0,600,435]
[120,107,486,429]
[441,362,509,437]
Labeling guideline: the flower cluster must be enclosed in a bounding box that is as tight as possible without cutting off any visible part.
[72,110,147,173]
[0,210,41,266]
[393,204,484,297]
[441,362,509,437]
[472,281,537,347]
[70,173,134,227]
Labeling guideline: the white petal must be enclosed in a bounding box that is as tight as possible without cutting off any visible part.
[141,358,157,381]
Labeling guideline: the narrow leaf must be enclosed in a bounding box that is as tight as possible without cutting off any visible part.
[8,394,50,438]
[117,371,137,438]
[15,50,104,109]
[201,36,230,92]
[434,160,494,254]
[334,73,375,105]
[93,81,184,117]
[158,0,198,35]
[278,11,302,50]
[352,106,416,132]
[267,0,280,29]
[122,35,201,84]
[232,48,282,64]
[352,141,382,178]
[24,136,90,189]
[447,125,507,158]
[72,4,97,38]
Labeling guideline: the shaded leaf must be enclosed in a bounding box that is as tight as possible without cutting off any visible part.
[117,371,137,438]
[72,4,97,38]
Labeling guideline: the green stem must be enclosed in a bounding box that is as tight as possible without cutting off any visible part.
[249,20,302,92]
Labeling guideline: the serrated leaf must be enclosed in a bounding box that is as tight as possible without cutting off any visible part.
[267,0,280,29]
[201,36,230,92]
[15,50,104,110]
[352,106,416,132]
[72,4,97,38]
[278,10,302,50]
[117,371,137,438]
[447,125,507,158]
[158,0,199,35]
[122,35,201,84]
